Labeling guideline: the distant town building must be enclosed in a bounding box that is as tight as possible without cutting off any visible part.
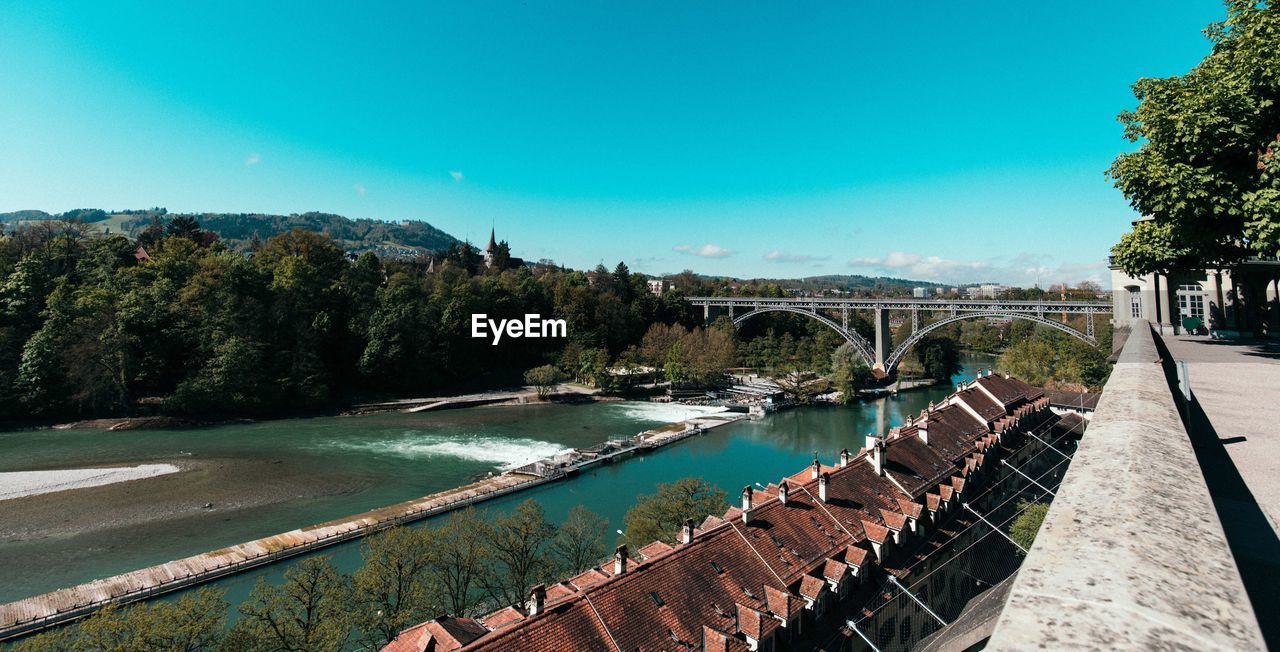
[965,284,1006,299]
[912,287,928,298]
[1110,216,1279,336]
[385,373,1069,652]
[482,228,524,270]
[647,279,671,295]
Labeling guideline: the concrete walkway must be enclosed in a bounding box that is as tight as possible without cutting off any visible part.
[1162,335,1280,648]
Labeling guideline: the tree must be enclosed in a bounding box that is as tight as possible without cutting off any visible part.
[830,342,874,403]
[1108,2,1280,270]
[431,508,492,616]
[14,587,229,651]
[623,477,726,547]
[231,555,352,652]
[549,506,608,576]
[481,500,557,608]
[1009,500,1050,556]
[523,364,561,400]
[350,527,440,651]
[167,215,203,241]
[913,336,961,382]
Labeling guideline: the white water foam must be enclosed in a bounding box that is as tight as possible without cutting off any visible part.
[328,433,571,470]
[614,402,729,424]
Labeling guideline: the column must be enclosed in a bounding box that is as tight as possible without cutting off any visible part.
[874,307,891,371]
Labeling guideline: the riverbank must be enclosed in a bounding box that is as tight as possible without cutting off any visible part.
[0,407,743,640]
[0,464,180,502]
[0,459,371,545]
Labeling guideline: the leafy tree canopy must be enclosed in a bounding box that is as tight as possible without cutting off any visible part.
[1109,1,1280,274]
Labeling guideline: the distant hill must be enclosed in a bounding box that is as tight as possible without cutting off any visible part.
[0,210,55,222]
[2,209,461,258]
[794,274,947,289]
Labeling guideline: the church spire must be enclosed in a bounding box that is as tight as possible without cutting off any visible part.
[486,227,496,252]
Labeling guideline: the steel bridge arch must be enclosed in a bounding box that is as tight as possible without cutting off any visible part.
[885,311,1096,373]
[731,306,876,368]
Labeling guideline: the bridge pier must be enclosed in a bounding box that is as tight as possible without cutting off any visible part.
[874,307,891,372]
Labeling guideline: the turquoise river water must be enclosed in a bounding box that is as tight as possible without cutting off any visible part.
[0,354,992,611]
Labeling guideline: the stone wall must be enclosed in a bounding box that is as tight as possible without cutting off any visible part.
[986,321,1264,650]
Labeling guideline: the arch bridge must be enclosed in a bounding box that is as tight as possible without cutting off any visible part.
[686,296,1112,375]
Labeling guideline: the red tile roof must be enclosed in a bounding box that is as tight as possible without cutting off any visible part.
[822,559,849,582]
[567,568,609,591]
[764,584,801,619]
[478,606,525,632]
[798,574,827,600]
[637,540,674,560]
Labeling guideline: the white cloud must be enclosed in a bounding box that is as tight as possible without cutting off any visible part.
[244,153,261,167]
[449,170,464,183]
[673,243,735,258]
[764,250,828,264]
[354,183,367,196]
[848,250,1109,287]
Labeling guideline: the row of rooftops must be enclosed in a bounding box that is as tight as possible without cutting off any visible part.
[386,372,1053,652]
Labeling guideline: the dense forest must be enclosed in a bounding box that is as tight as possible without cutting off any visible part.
[0,217,1110,424]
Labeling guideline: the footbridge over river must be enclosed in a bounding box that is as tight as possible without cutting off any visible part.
[687,296,1112,374]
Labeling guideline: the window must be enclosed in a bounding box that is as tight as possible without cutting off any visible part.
[649,591,665,607]
[1128,287,1143,319]
[1177,283,1205,320]
[900,616,913,644]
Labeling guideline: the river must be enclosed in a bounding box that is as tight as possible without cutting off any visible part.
[0,354,993,612]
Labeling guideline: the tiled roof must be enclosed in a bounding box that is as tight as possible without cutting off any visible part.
[469,598,619,652]
[389,376,1057,652]
[384,622,433,652]
[880,509,907,531]
[729,488,850,584]
[843,545,869,567]
[637,540,674,560]
[957,387,1005,421]
[764,584,801,619]
[822,559,849,582]
[1042,389,1100,410]
[579,525,779,652]
[976,375,1043,407]
[545,582,576,604]
[798,574,827,600]
[862,520,890,544]
[478,606,525,631]
[882,435,959,498]
[567,568,609,591]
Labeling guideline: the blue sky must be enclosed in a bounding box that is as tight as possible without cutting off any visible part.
[0,2,1225,286]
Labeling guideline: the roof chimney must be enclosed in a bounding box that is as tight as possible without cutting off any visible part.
[839,448,851,468]
[864,433,878,451]
[526,584,546,616]
[870,439,886,476]
[681,518,695,545]
[810,459,821,480]
[741,486,754,524]
[614,545,628,575]
[778,480,790,506]
[917,415,929,446]
[819,472,830,503]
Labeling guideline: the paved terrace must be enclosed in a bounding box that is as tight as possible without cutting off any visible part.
[1161,333,1280,648]
[988,322,1266,650]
